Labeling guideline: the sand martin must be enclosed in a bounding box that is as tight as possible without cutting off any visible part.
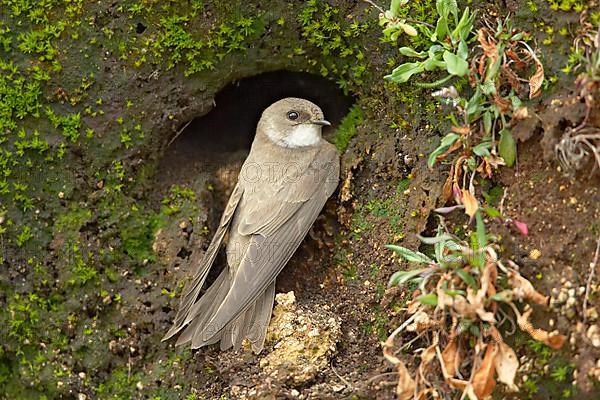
[163,97,340,353]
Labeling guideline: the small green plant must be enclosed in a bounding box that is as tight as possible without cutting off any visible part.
[383,211,565,398]
[381,1,545,215]
[384,0,475,87]
[160,185,197,216]
[16,225,32,247]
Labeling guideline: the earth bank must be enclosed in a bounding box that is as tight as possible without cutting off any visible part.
[0,0,598,399]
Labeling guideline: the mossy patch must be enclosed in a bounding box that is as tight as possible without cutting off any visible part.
[334,104,363,153]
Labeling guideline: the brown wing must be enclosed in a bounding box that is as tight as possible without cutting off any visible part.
[162,182,244,341]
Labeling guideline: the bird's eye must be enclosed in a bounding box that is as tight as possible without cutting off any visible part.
[287,111,299,120]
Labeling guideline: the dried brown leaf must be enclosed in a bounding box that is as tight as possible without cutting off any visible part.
[492,93,512,114]
[472,342,498,399]
[383,337,416,400]
[478,28,498,64]
[421,342,438,365]
[467,263,497,322]
[442,173,454,203]
[476,158,493,179]
[528,52,544,99]
[508,270,549,305]
[407,299,422,315]
[477,53,486,77]
[494,341,519,392]
[407,310,437,333]
[416,389,438,400]
[461,189,479,218]
[442,337,461,378]
[451,294,478,319]
[488,326,519,391]
[435,139,463,163]
[451,125,471,135]
[486,153,506,169]
[516,307,567,349]
[435,344,469,391]
[506,47,527,69]
[396,359,417,400]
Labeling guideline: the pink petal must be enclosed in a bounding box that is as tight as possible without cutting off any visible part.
[513,220,529,236]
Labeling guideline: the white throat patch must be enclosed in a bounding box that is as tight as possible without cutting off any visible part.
[279,124,321,148]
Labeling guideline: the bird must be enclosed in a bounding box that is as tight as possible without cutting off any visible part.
[162,97,340,353]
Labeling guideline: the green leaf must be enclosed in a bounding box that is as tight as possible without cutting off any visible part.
[389,0,404,17]
[388,268,427,287]
[445,289,466,297]
[417,233,454,244]
[483,206,501,218]
[498,129,517,167]
[447,0,459,20]
[472,140,491,157]
[475,209,487,249]
[453,7,474,41]
[427,132,460,167]
[443,50,469,76]
[480,80,496,95]
[423,56,446,71]
[509,94,522,109]
[465,89,483,118]
[399,46,427,58]
[433,18,448,42]
[416,293,438,306]
[457,39,469,60]
[386,244,433,264]
[384,62,424,83]
[483,110,492,134]
[456,268,477,288]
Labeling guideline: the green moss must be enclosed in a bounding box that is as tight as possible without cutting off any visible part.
[334,104,363,153]
[94,367,143,400]
[298,0,371,91]
[545,0,585,12]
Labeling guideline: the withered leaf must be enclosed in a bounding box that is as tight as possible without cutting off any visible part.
[493,93,512,114]
[383,336,416,400]
[461,189,479,218]
[472,342,498,399]
[528,52,544,99]
[478,28,498,63]
[451,125,471,135]
[494,340,519,392]
[508,270,548,305]
[516,307,567,349]
[396,359,417,400]
[442,337,460,378]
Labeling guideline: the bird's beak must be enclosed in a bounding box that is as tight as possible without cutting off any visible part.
[312,119,331,126]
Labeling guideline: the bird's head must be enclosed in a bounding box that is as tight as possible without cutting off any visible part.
[258,97,330,148]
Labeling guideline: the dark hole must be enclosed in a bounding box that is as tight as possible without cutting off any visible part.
[136,22,146,34]
[176,247,191,259]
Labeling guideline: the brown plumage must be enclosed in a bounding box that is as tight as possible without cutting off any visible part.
[162,98,340,353]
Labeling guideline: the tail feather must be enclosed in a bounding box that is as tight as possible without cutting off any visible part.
[173,270,231,346]
[247,282,276,353]
[166,266,276,353]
